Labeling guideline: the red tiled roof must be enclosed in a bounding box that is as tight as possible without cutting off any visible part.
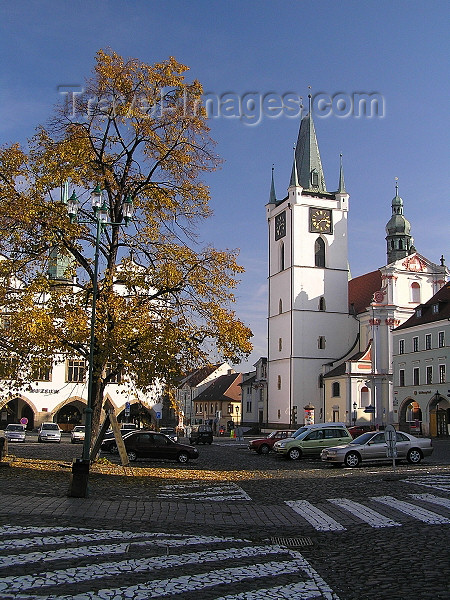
[348,270,382,314]
[194,373,242,402]
[181,364,222,387]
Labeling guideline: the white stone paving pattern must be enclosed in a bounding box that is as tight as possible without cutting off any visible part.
[0,526,341,600]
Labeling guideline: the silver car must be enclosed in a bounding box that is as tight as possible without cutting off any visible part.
[5,424,26,442]
[321,430,433,467]
[37,423,62,443]
[70,425,85,444]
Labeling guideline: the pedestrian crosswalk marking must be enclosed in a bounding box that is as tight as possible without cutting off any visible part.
[409,493,450,510]
[285,500,346,531]
[371,495,450,524]
[402,474,450,493]
[0,526,341,600]
[327,498,401,528]
[285,493,450,531]
[157,482,251,501]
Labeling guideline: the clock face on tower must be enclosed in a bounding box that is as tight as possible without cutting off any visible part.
[310,208,332,233]
[275,211,286,240]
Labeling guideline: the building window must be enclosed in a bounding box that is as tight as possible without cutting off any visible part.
[319,297,326,311]
[426,366,433,385]
[66,359,86,383]
[413,337,419,352]
[105,363,122,384]
[410,282,420,303]
[31,360,52,382]
[413,368,420,386]
[277,375,282,390]
[318,336,326,349]
[280,242,285,271]
[318,374,324,388]
[399,339,405,355]
[399,369,405,387]
[279,299,283,314]
[246,401,252,413]
[277,409,281,419]
[425,334,432,350]
[432,303,439,314]
[332,382,340,397]
[438,331,445,348]
[0,356,20,379]
[360,386,370,407]
[439,364,446,384]
[278,337,282,351]
[315,238,325,268]
[415,308,422,318]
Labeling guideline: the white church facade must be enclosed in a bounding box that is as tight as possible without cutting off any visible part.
[266,97,448,433]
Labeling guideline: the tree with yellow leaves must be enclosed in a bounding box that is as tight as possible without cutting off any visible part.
[0,49,252,443]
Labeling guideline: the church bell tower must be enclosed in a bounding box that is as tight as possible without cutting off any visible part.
[266,97,356,427]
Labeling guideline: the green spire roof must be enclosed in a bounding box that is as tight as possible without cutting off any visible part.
[338,153,346,193]
[268,165,277,203]
[294,96,327,192]
[289,147,299,187]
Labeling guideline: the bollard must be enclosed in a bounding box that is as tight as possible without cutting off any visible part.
[67,458,90,497]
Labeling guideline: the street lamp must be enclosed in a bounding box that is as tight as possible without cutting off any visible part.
[353,402,357,426]
[67,186,134,497]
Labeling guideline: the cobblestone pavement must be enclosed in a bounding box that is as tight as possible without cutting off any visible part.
[0,437,449,599]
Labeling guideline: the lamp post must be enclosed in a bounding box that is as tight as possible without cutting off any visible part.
[353,402,357,426]
[66,186,133,496]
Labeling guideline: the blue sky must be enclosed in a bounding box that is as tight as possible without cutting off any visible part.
[1,0,449,370]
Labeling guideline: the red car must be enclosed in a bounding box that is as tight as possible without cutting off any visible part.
[348,425,376,438]
[248,430,296,455]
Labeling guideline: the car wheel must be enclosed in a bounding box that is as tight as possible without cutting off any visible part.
[407,448,422,464]
[208,441,212,445]
[288,447,302,460]
[127,450,137,462]
[38,437,42,443]
[110,444,119,455]
[344,451,361,468]
[258,444,270,455]
[189,439,194,445]
[71,439,75,444]
[177,452,189,464]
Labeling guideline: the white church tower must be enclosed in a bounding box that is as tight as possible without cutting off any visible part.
[266,97,357,427]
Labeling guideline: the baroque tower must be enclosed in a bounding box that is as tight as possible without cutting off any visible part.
[266,98,357,426]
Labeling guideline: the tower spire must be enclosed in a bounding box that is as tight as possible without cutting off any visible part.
[289,146,300,187]
[338,153,346,193]
[268,164,277,204]
[293,90,327,192]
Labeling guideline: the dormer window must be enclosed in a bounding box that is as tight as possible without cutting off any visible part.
[311,170,319,187]
[432,303,439,314]
[415,308,422,318]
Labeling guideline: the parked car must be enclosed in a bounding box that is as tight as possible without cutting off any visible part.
[189,425,213,445]
[70,425,85,444]
[102,429,140,453]
[101,431,199,463]
[348,425,376,438]
[5,424,26,443]
[37,423,62,443]
[273,423,353,460]
[248,430,296,455]
[159,427,178,442]
[321,430,434,467]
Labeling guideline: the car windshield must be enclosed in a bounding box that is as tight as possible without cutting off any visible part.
[350,432,377,445]
[43,424,59,430]
[74,427,85,432]
[267,431,277,438]
[6,425,24,431]
[292,427,308,438]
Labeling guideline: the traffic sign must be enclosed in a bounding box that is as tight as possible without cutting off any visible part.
[155,411,161,420]
[384,424,398,470]
[20,417,28,425]
[364,405,375,413]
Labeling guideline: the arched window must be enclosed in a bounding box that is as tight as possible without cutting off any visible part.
[332,382,340,397]
[315,238,325,267]
[279,241,285,271]
[279,299,283,314]
[411,282,420,303]
[318,336,326,349]
[360,386,370,407]
[319,296,326,311]
[277,375,282,390]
